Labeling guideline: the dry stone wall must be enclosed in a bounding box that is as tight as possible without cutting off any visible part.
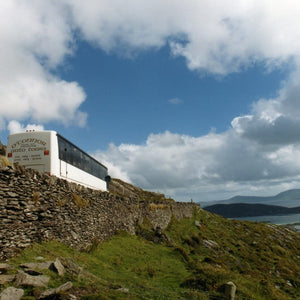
[0,164,199,260]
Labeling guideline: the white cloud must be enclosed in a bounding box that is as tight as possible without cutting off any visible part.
[168,98,183,105]
[7,121,44,134]
[0,0,86,129]
[95,127,300,201]
[65,0,300,74]
[94,131,224,193]
[232,69,300,146]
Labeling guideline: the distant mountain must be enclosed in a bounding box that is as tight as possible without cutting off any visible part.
[204,203,300,218]
[201,189,300,208]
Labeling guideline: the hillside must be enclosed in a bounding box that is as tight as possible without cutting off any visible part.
[1,209,300,299]
[204,203,300,218]
[0,156,300,299]
[202,189,300,208]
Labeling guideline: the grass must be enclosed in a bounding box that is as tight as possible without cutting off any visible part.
[148,203,170,210]
[87,233,190,298]
[32,191,40,205]
[2,209,300,299]
[164,209,300,299]
[110,178,175,204]
[0,155,12,168]
[6,236,193,299]
[72,193,89,208]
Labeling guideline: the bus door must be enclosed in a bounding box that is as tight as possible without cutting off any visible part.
[60,158,68,179]
[58,140,68,179]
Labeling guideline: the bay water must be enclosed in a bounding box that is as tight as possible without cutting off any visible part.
[233,213,300,232]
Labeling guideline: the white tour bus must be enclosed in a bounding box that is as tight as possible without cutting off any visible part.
[6,130,110,191]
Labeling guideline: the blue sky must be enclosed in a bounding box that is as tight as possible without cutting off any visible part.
[58,44,286,149]
[2,1,300,202]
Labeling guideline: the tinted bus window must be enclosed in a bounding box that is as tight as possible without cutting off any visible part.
[57,135,107,180]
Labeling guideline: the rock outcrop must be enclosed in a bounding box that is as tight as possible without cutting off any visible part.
[0,287,24,300]
[0,259,78,300]
[14,271,50,287]
[39,281,73,299]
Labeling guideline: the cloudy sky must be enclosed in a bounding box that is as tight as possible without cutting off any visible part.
[1,0,300,202]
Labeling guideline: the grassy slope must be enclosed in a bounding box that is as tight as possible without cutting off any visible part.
[165,210,300,299]
[3,208,300,300]
[0,163,299,299]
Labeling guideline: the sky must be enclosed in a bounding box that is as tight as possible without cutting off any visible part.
[1,0,300,202]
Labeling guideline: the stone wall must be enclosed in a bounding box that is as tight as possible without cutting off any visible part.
[0,164,199,260]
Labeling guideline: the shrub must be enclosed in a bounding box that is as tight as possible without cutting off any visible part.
[58,198,64,207]
[148,203,169,210]
[72,193,89,208]
[174,246,190,263]
[0,155,12,168]
[32,191,40,205]
[87,237,101,253]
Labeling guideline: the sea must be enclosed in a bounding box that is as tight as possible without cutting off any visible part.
[232,213,300,233]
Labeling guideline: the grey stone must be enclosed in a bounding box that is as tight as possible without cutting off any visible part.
[117,287,129,293]
[0,275,15,285]
[194,220,201,228]
[59,258,82,276]
[202,239,219,249]
[53,258,65,276]
[7,192,18,198]
[286,280,293,287]
[14,271,49,287]
[20,261,53,270]
[70,231,79,240]
[23,269,43,276]
[35,256,45,260]
[39,281,73,299]
[0,287,24,300]
[0,264,12,274]
[224,281,236,300]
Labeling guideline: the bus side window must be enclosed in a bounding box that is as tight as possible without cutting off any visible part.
[58,140,67,161]
[57,134,107,180]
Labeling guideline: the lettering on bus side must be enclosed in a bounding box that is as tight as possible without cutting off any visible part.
[12,148,26,153]
[10,138,47,162]
[11,146,46,153]
[11,138,46,149]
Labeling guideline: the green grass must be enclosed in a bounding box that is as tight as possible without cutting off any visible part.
[3,208,300,299]
[86,233,191,299]
[6,235,196,299]
[165,209,300,299]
